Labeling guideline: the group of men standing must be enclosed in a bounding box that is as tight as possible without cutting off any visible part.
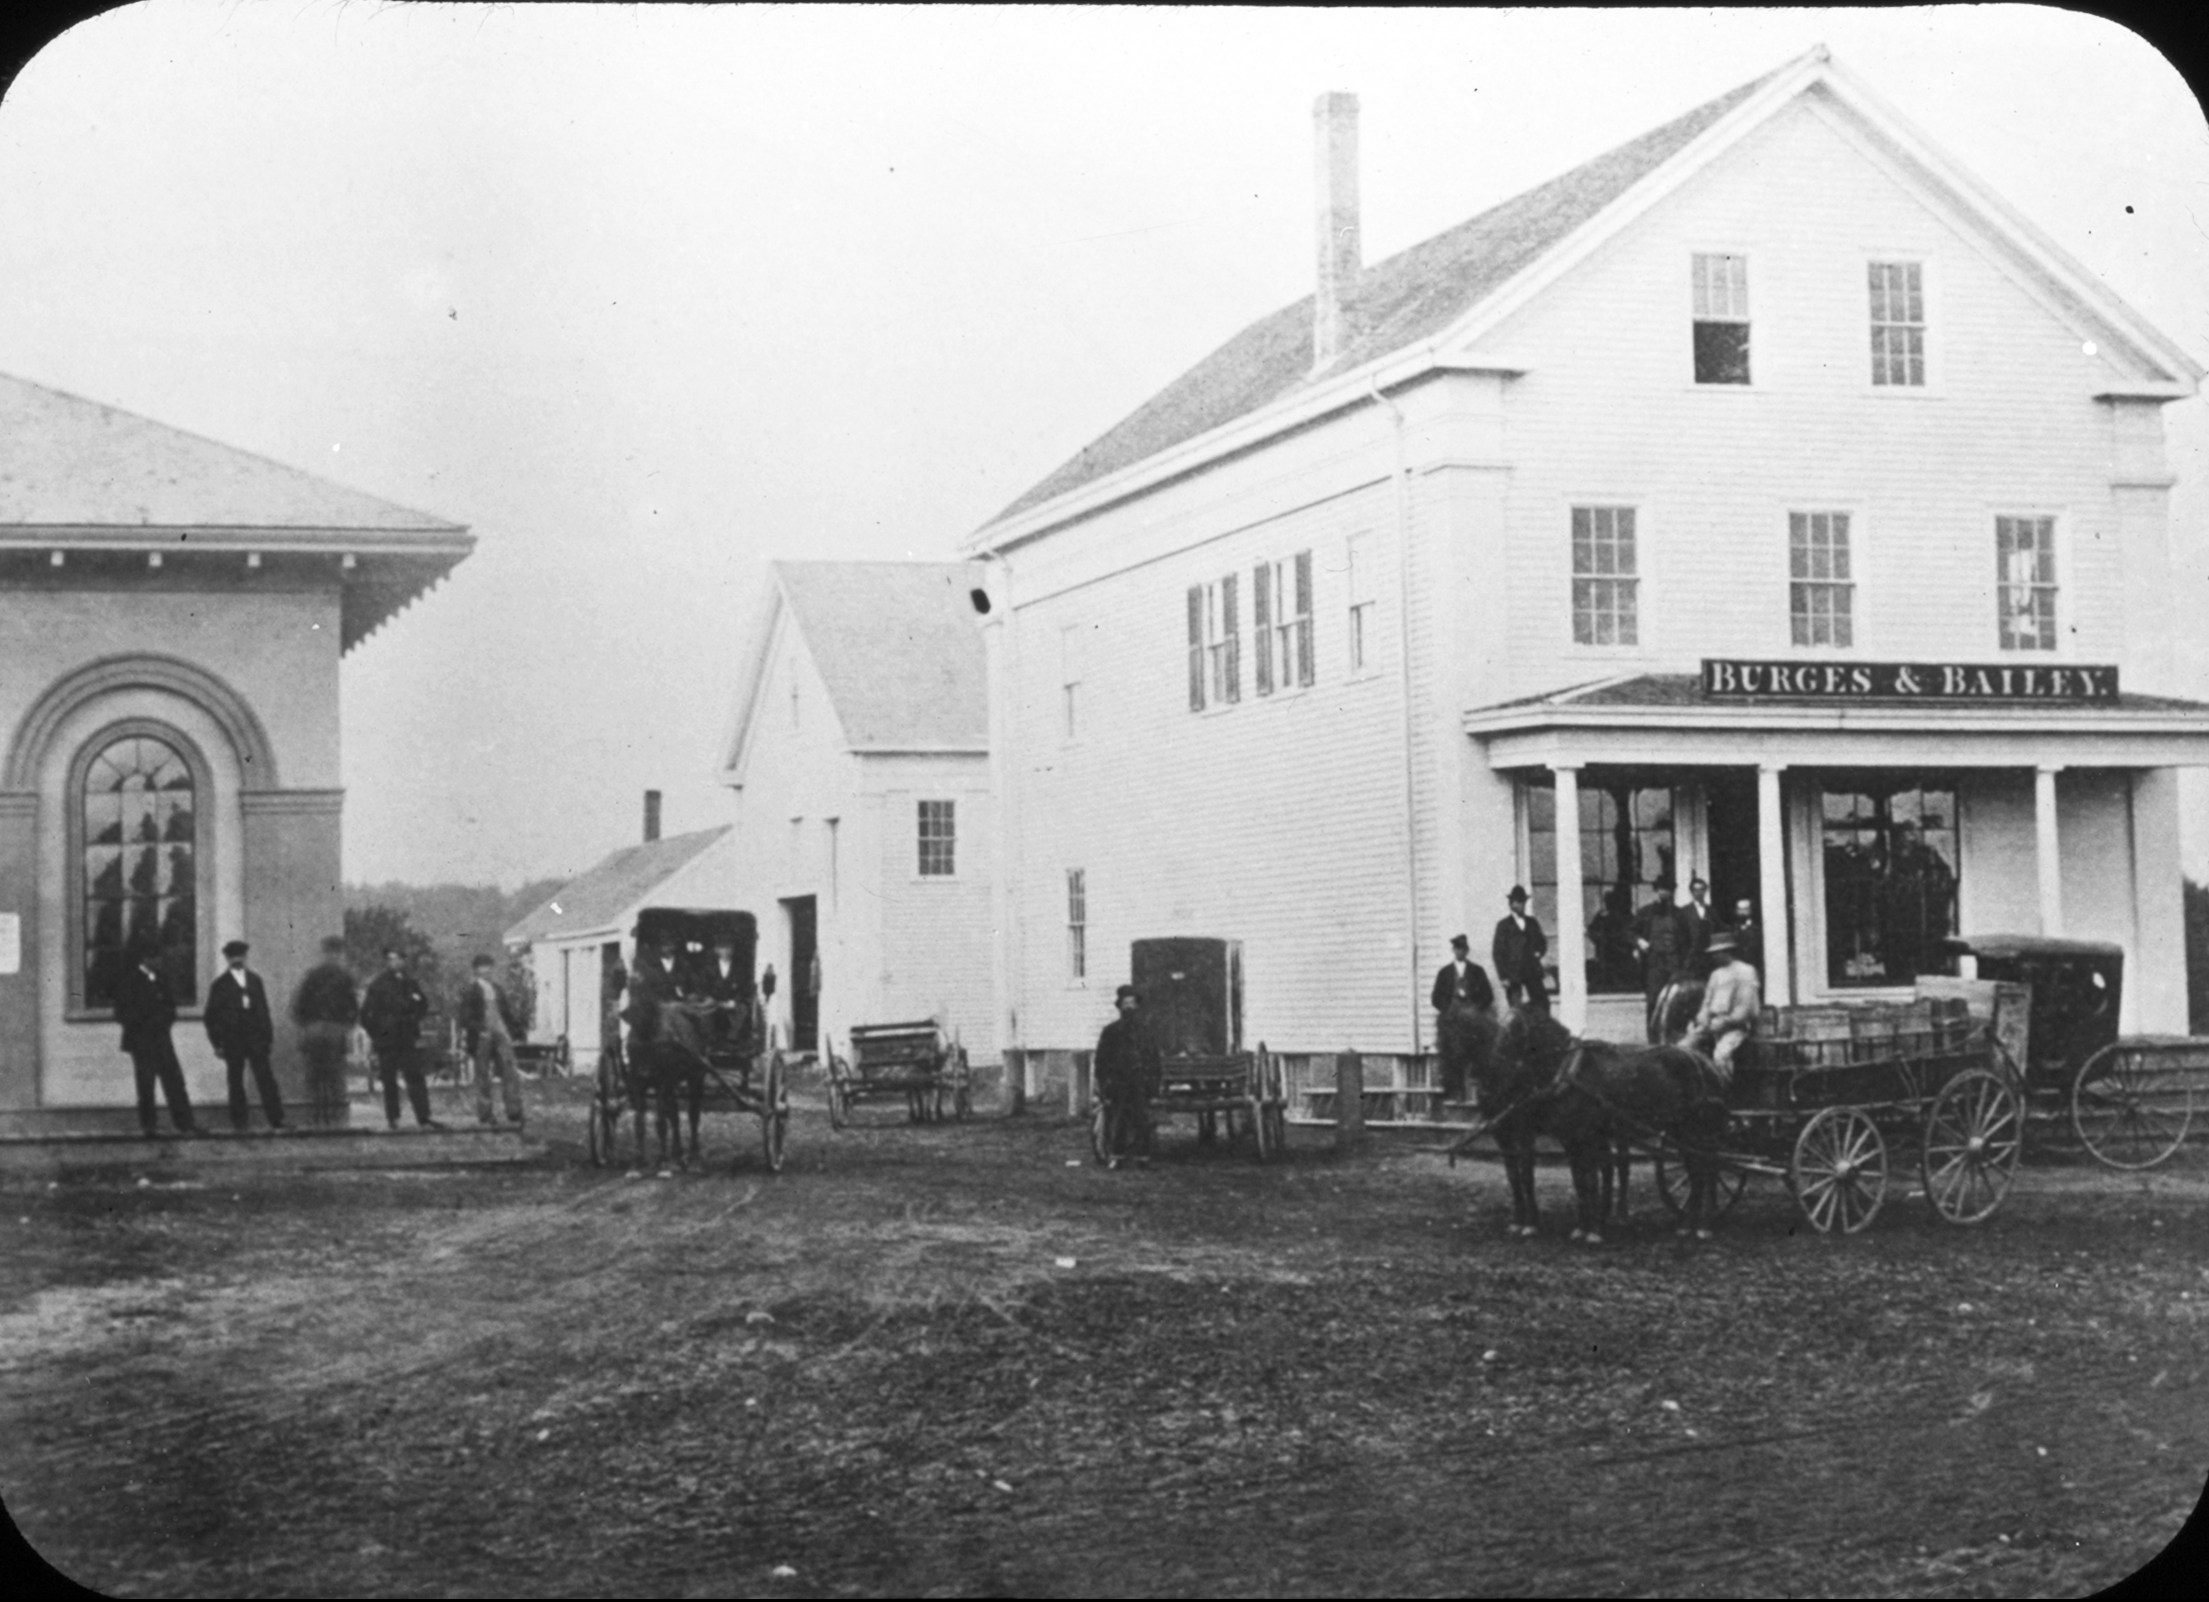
[116,936,531,1139]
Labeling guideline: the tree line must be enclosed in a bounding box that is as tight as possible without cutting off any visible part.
[342,879,565,1038]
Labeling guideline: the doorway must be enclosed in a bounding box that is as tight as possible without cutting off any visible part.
[781,895,818,1053]
[1703,772,1762,922]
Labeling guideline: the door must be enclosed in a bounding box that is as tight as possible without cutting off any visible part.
[782,895,818,1053]
[1703,772,1762,929]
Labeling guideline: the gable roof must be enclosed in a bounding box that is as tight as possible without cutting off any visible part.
[979,47,2200,544]
[503,826,732,947]
[721,561,987,780]
[0,373,473,649]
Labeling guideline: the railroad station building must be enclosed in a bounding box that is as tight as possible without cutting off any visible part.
[0,374,471,1129]
[714,562,996,1064]
[966,47,2209,1099]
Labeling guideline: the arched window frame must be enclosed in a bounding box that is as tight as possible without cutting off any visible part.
[65,719,216,1019]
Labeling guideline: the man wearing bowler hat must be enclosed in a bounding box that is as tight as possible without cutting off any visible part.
[1093,983,1160,1169]
[115,936,199,1139]
[204,939,286,1133]
[1430,933,1495,1104]
[1491,886,1549,1012]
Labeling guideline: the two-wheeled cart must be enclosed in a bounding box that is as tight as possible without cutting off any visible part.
[824,1019,972,1127]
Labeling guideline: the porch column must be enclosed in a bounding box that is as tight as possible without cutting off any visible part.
[2035,765,2064,936]
[1757,763,1791,1008]
[1552,763,1586,1031]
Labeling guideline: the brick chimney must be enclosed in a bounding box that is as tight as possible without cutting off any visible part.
[643,789,662,844]
[1312,90,1361,370]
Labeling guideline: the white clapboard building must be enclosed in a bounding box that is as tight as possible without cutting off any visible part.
[966,47,2209,1100]
[503,812,735,1072]
[715,562,995,1063]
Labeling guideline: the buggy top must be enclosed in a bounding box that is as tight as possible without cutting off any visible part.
[632,908,759,990]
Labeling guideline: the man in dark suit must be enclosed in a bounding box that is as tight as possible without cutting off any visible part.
[1093,984,1161,1168]
[1730,896,1765,981]
[115,941,198,1138]
[697,933,751,1050]
[203,938,285,1133]
[1430,934,1495,1105]
[292,935,359,1122]
[1633,877,1689,1036]
[361,947,439,1131]
[1490,886,1550,1012]
[458,953,526,1127]
[1681,877,1714,968]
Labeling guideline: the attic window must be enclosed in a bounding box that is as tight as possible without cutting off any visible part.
[1691,253,1751,385]
[1868,261,1926,386]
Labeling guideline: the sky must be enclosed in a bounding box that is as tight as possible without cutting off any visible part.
[1,3,2206,887]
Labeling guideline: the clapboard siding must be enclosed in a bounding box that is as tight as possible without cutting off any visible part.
[1475,97,2134,700]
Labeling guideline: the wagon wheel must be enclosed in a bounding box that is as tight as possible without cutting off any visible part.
[1254,1042,1290,1157]
[2071,1044,2193,1170]
[1790,1107,1887,1234]
[826,1052,851,1131]
[1921,1068,2023,1224]
[1652,1142,1748,1218]
[952,1047,974,1121]
[757,1050,789,1175]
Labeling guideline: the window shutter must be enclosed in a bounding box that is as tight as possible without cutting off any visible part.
[1221,572,1240,703]
[1294,550,1314,685]
[1252,564,1273,696]
[1186,585,1205,712]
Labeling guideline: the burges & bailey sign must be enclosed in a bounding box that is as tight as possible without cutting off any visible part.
[1701,659,2120,702]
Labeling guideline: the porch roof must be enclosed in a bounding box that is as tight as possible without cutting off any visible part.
[1465,674,2209,771]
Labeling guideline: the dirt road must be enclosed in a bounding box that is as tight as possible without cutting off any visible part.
[4,1079,2204,1597]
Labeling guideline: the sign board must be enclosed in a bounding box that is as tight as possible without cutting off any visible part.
[1701,659,2119,703]
[0,913,17,976]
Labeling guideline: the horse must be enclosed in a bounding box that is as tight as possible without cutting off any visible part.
[1466,1010,1730,1242]
[1452,1005,1640,1229]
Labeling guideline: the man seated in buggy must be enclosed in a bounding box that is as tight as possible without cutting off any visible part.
[1684,929,1761,1085]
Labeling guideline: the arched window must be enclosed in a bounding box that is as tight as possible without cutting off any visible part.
[81,733,197,1010]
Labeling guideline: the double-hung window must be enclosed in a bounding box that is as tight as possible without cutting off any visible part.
[1996,515,2057,651]
[1345,533,1375,672]
[1868,261,1926,387]
[1571,506,1638,646]
[1691,253,1751,384]
[1253,551,1314,695]
[1185,576,1241,711]
[1066,869,1087,982]
[1059,624,1082,739]
[1789,511,1853,647]
[917,800,956,877]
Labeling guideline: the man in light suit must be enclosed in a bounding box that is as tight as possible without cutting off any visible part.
[204,938,286,1133]
[1491,886,1550,1013]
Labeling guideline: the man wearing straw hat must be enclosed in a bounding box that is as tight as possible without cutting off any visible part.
[1685,929,1761,1084]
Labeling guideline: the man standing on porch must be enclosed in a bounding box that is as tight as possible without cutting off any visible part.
[1633,877,1688,1037]
[1491,888,1549,1012]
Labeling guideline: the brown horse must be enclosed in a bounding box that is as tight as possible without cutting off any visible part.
[1467,1010,1729,1242]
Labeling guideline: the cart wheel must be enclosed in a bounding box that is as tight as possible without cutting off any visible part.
[759,1050,789,1175]
[1653,1143,1748,1218]
[2071,1044,2193,1170]
[1922,1068,2023,1224]
[1790,1107,1887,1234]
[1089,1098,1112,1166]
[587,1093,609,1167]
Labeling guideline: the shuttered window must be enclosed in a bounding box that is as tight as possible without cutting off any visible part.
[1186,586,1206,712]
[1252,552,1315,695]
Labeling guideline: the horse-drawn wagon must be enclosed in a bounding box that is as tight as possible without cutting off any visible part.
[584,907,789,1175]
[823,1019,972,1127]
[1090,939,1289,1164]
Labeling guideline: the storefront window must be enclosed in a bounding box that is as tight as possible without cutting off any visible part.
[1821,781,1957,988]
[1526,780,1679,995]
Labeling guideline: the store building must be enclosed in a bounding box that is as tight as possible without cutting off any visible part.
[0,374,471,1129]
[714,562,995,1062]
[966,47,2209,1085]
